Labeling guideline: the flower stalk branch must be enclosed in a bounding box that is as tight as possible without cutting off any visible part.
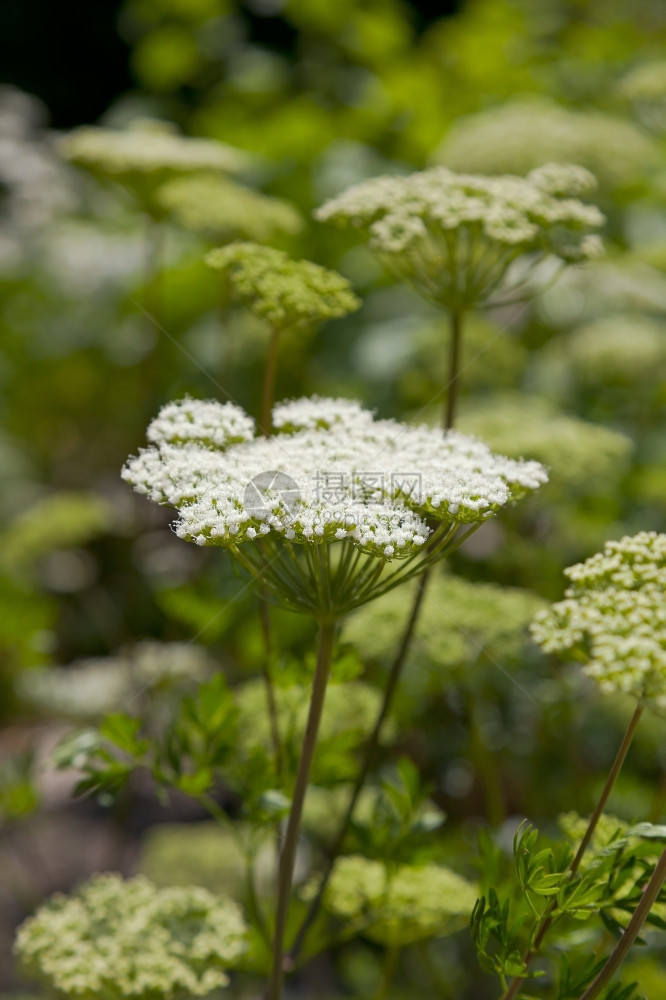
[501,701,645,1000]
[578,844,666,1000]
[266,620,338,1000]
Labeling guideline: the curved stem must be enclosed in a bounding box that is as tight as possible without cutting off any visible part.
[502,702,645,1000]
[578,844,666,1000]
[265,619,338,1000]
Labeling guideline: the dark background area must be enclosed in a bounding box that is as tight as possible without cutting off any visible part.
[0,0,461,127]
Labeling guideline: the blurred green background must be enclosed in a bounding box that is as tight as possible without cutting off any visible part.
[2,0,666,996]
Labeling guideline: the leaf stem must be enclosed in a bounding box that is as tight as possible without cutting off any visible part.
[265,619,338,1000]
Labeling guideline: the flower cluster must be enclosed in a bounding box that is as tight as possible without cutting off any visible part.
[14,873,248,1000]
[315,164,604,309]
[436,100,657,197]
[272,395,374,432]
[235,678,389,783]
[537,257,666,329]
[139,823,251,900]
[205,242,361,328]
[458,393,634,496]
[531,533,666,712]
[123,396,547,555]
[617,62,666,131]
[16,641,212,720]
[146,396,255,449]
[60,120,248,213]
[344,572,546,688]
[157,174,303,243]
[123,396,546,613]
[317,856,477,944]
[541,315,666,390]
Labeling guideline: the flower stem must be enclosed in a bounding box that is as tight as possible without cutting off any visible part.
[265,619,338,1000]
[287,572,431,964]
[287,308,467,964]
[576,844,666,1000]
[501,702,645,1000]
[372,945,400,1000]
[444,308,463,430]
[259,589,284,779]
[261,327,280,435]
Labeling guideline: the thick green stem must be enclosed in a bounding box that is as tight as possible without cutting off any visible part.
[502,702,645,1000]
[287,572,431,964]
[265,619,338,1000]
[578,844,666,1000]
[444,309,463,430]
[259,589,283,779]
[261,327,280,435]
[372,946,401,1000]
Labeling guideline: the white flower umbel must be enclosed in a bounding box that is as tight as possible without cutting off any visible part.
[272,395,374,433]
[315,164,604,311]
[60,119,249,215]
[435,100,657,199]
[123,393,546,1000]
[14,873,247,1000]
[146,396,255,449]
[123,395,547,617]
[531,532,666,712]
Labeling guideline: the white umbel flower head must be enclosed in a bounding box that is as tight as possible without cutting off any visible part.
[436,100,657,197]
[531,532,666,712]
[147,397,255,449]
[60,119,249,215]
[315,165,604,309]
[617,62,666,132]
[123,395,547,615]
[14,873,248,1000]
[272,396,375,432]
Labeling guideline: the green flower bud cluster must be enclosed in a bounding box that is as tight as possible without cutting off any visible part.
[536,315,666,392]
[317,855,477,944]
[205,242,360,328]
[14,873,248,1000]
[157,174,302,244]
[234,678,393,784]
[617,62,666,131]
[344,571,545,690]
[531,533,666,712]
[458,394,634,496]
